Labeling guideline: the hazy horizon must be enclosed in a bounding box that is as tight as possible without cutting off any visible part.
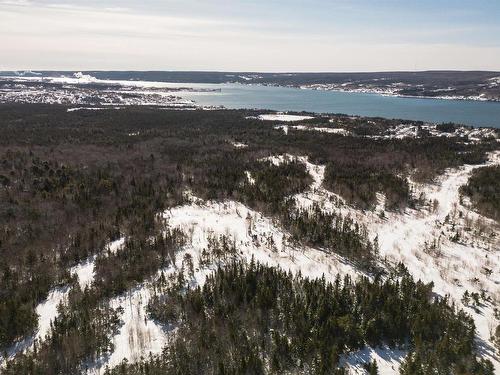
[2,0,500,72]
[4,69,500,74]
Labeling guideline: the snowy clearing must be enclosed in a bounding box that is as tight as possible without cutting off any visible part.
[88,243,212,374]
[35,287,71,342]
[164,199,361,284]
[275,124,351,136]
[257,113,314,122]
[107,237,126,254]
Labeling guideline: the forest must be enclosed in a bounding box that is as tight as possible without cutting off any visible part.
[104,260,493,375]
[0,104,498,373]
[460,165,500,221]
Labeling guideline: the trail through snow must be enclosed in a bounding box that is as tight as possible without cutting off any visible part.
[262,151,500,372]
[369,152,500,371]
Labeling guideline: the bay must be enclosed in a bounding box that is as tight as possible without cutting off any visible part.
[175,83,500,128]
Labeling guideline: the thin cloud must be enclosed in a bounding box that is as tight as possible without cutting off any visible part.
[1,0,499,71]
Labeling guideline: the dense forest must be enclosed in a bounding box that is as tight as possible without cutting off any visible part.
[281,203,377,270]
[0,104,498,373]
[103,261,493,375]
[323,162,411,210]
[460,165,500,221]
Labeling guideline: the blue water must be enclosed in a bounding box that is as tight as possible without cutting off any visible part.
[176,83,500,128]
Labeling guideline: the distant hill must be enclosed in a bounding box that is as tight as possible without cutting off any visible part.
[3,70,500,100]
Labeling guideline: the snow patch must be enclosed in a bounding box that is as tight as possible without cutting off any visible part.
[230,141,248,148]
[258,113,314,122]
[245,170,255,185]
[340,346,407,374]
[67,107,116,112]
[1,286,71,367]
[107,237,125,254]
[274,124,289,135]
[72,72,99,83]
[70,257,96,290]
[35,287,70,342]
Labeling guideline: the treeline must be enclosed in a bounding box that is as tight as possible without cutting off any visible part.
[232,161,375,268]
[104,261,492,375]
[281,203,377,270]
[460,165,500,221]
[93,229,185,298]
[324,161,411,210]
[239,160,311,213]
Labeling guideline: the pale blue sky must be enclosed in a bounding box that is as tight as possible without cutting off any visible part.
[1,0,499,71]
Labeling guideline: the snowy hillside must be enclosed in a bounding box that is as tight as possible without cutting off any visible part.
[56,152,500,373]
[1,107,498,375]
[3,151,499,374]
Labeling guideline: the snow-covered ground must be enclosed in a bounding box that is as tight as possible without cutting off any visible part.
[87,285,171,374]
[0,285,71,367]
[107,237,126,254]
[273,151,500,371]
[164,199,361,284]
[87,242,214,374]
[367,153,500,371]
[35,287,71,342]
[67,107,121,112]
[262,153,348,215]
[256,113,314,122]
[84,183,365,373]
[71,257,97,290]
[339,346,407,375]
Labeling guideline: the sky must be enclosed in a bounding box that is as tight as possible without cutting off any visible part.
[1,0,500,72]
